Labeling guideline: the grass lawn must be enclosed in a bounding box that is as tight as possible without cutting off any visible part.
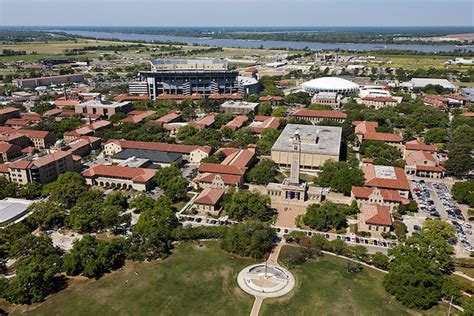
[4,241,254,316]
[260,245,452,316]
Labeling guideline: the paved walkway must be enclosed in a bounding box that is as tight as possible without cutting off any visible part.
[248,241,285,316]
[453,270,474,282]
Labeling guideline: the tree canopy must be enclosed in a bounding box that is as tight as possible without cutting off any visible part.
[303,202,347,231]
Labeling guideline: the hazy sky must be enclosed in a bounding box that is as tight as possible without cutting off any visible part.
[1,0,473,27]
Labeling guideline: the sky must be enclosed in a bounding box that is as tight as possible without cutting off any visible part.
[0,0,473,27]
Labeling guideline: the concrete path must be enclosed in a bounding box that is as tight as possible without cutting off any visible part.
[250,297,263,316]
[248,241,284,316]
[453,270,474,282]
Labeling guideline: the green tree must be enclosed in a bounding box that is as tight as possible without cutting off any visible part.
[315,161,364,195]
[43,172,86,208]
[451,180,474,207]
[424,128,448,144]
[223,190,273,221]
[303,202,347,231]
[127,204,178,261]
[26,201,66,230]
[258,102,272,116]
[220,221,276,259]
[64,235,125,278]
[247,160,279,185]
[271,106,286,117]
[256,128,281,155]
[370,252,389,270]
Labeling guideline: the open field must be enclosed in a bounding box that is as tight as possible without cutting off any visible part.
[260,245,452,316]
[1,242,254,316]
[365,54,472,71]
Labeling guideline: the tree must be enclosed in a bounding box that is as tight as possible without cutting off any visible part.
[220,221,276,259]
[130,193,156,213]
[329,238,346,255]
[256,128,281,155]
[383,221,455,309]
[26,201,66,230]
[154,165,181,188]
[127,204,178,261]
[234,127,257,147]
[462,296,474,316]
[247,160,279,185]
[360,140,404,167]
[441,278,462,302]
[446,125,474,177]
[258,102,272,116]
[370,252,389,270]
[43,172,86,208]
[303,202,347,231]
[223,190,273,221]
[451,180,474,207]
[271,106,286,117]
[424,128,448,144]
[351,245,368,261]
[315,161,364,195]
[64,235,125,278]
[18,181,43,199]
[3,255,65,304]
[0,177,18,199]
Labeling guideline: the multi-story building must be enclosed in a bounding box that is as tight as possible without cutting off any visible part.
[5,151,77,185]
[0,127,56,149]
[220,101,259,115]
[291,109,347,124]
[74,100,132,118]
[81,165,156,191]
[12,74,84,89]
[271,124,342,170]
[103,139,212,163]
[140,59,241,99]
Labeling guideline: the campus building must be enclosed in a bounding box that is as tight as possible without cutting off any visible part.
[140,59,241,99]
[271,124,342,170]
[12,74,85,89]
[74,100,132,118]
[291,109,347,124]
[103,139,212,163]
[82,165,156,192]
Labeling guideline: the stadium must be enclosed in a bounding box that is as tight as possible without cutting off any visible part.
[302,77,359,95]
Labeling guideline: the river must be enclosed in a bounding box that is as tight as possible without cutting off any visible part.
[53,30,472,53]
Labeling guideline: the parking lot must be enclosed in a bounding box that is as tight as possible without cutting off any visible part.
[411,180,473,255]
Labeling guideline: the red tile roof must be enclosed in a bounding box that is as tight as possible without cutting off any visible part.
[0,107,20,116]
[156,93,203,101]
[219,148,255,169]
[351,186,409,204]
[363,132,402,143]
[208,93,243,101]
[193,114,216,129]
[353,121,378,134]
[293,109,347,119]
[416,165,445,172]
[259,95,283,102]
[114,94,149,102]
[404,139,437,152]
[5,118,34,127]
[249,116,281,133]
[198,163,245,176]
[461,112,474,118]
[405,150,436,166]
[362,96,398,103]
[54,100,80,107]
[0,163,8,173]
[193,173,242,186]
[223,115,248,131]
[0,142,15,153]
[120,110,156,124]
[107,139,212,155]
[43,109,63,116]
[194,188,225,206]
[155,111,182,124]
[363,165,410,191]
[362,204,392,226]
[82,165,156,183]
[0,127,51,140]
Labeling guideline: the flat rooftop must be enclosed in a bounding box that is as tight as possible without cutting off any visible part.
[150,58,228,71]
[220,101,259,109]
[80,100,131,109]
[0,198,33,226]
[272,124,342,157]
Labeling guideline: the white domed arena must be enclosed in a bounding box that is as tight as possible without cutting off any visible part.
[302,77,359,95]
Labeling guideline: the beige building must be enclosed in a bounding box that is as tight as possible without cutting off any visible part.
[0,142,22,163]
[357,204,392,237]
[192,187,225,216]
[5,151,78,185]
[271,124,341,170]
[74,100,132,118]
[351,186,409,213]
[0,127,56,150]
[82,165,156,191]
[104,139,211,163]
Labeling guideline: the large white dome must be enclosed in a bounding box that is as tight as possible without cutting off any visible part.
[302,77,359,95]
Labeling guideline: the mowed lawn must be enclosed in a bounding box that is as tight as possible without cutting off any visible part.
[260,245,451,316]
[10,242,254,316]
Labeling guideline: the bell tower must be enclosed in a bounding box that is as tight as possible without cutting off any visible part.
[289,129,301,185]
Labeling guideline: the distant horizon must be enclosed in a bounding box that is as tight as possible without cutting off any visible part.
[1,25,473,28]
[1,0,472,27]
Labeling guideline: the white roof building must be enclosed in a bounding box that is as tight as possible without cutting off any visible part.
[302,77,359,95]
[401,78,456,91]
